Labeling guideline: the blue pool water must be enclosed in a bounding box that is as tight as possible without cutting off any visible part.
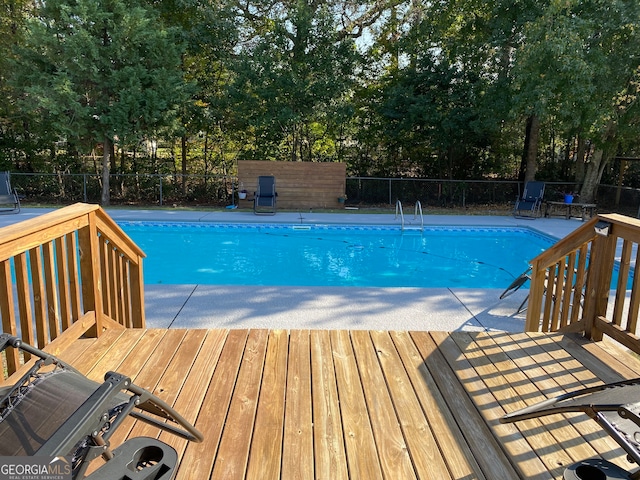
[120,223,554,288]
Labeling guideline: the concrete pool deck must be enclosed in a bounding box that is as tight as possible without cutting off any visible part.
[1,206,589,332]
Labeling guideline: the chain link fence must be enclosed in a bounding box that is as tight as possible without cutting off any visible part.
[7,172,638,216]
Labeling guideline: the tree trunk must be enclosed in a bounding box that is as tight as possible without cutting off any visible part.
[580,149,603,203]
[574,135,587,184]
[580,147,613,204]
[181,135,188,194]
[101,136,112,206]
[580,122,616,203]
[521,114,539,183]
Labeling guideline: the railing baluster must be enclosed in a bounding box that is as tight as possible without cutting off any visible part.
[123,261,132,328]
[628,248,640,335]
[43,240,61,340]
[29,246,48,348]
[14,252,34,360]
[55,236,72,331]
[108,242,118,323]
[66,232,83,322]
[98,235,111,318]
[613,240,633,329]
[570,246,588,325]
[0,260,20,373]
[559,253,575,329]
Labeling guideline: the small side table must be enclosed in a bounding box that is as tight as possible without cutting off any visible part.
[544,201,596,221]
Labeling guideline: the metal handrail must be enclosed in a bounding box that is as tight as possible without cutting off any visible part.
[414,201,424,231]
[395,200,405,230]
[396,200,424,231]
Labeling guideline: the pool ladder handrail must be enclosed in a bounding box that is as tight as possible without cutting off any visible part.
[395,200,424,231]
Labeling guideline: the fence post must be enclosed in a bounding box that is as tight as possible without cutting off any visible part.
[159,175,163,206]
[83,174,87,202]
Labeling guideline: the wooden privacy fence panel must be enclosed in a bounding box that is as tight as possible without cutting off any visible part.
[526,213,640,355]
[0,203,146,377]
[237,161,347,210]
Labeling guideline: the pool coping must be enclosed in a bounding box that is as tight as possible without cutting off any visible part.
[0,207,588,332]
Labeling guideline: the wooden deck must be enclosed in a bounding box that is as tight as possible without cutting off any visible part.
[51,328,640,479]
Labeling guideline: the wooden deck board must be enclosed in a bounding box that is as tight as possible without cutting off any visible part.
[34,329,640,480]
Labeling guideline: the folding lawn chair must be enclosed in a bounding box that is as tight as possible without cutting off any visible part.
[254,175,277,215]
[0,171,20,213]
[514,181,545,218]
[501,377,640,479]
[0,334,203,480]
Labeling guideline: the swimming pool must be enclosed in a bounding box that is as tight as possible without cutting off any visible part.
[120,222,554,288]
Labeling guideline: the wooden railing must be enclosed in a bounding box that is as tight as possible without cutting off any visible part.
[0,203,145,376]
[526,213,640,354]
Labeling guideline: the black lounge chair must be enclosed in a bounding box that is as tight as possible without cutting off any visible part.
[501,377,640,479]
[254,175,277,215]
[499,266,532,313]
[0,333,203,480]
[0,171,20,213]
[514,181,545,218]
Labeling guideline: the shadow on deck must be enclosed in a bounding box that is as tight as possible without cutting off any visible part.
[51,327,640,480]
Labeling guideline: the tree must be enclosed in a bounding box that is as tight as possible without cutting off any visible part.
[510,0,640,200]
[227,0,359,162]
[10,0,187,204]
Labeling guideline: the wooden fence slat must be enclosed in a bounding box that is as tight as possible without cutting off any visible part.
[237,160,346,209]
[129,261,145,328]
[108,242,118,322]
[98,235,110,318]
[122,260,132,328]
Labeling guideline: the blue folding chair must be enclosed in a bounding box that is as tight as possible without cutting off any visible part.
[513,181,545,218]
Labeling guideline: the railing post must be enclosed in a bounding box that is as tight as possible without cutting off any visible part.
[582,231,617,341]
[78,212,104,337]
[525,261,546,331]
[129,259,146,328]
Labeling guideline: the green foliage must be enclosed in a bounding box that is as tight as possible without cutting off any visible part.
[10,0,187,151]
[225,0,359,162]
[1,0,639,191]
